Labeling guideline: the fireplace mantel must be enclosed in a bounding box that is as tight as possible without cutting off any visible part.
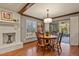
[0,20,19,26]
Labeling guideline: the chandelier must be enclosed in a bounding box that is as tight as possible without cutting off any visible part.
[44,9,52,23]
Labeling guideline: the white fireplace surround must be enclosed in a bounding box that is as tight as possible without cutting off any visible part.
[0,8,23,54]
[0,25,23,54]
[0,11,23,54]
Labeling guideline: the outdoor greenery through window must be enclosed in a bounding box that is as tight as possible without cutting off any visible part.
[26,20,37,32]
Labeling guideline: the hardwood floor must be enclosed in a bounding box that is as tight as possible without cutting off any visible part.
[0,41,79,56]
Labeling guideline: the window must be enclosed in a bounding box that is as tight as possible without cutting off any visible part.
[26,20,37,32]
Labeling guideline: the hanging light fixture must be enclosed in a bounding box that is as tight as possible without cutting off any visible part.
[44,9,52,23]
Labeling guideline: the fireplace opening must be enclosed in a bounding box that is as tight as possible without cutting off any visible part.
[3,33,15,44]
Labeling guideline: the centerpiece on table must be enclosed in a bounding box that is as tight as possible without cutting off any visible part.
[45,31,50,36]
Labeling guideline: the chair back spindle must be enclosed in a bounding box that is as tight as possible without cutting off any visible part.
[58,32,63,44]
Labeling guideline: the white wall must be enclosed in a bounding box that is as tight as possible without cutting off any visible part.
[20,16,26,42]
[70,16,79,45]
[44,23,50,32]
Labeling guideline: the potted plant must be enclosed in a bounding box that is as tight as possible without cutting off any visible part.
[13,19,16,22]
[45,31,49,36]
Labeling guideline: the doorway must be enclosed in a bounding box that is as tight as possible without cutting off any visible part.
[50,20,70,44]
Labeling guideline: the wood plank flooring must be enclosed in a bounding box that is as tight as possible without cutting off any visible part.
[0,41,79,56]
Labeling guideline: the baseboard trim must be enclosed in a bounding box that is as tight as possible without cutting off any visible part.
[70,45,79,47]
[24,40,37,44]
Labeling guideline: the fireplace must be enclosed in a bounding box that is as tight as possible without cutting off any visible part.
[3,33,15,44]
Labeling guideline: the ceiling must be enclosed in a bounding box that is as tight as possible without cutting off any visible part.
[0,3,26,12]
[0,3,79,20]
[23,3,79,19]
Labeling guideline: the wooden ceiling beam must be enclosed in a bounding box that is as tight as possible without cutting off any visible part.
[19,3,35,14]
[21,14,43,21]
[19,3,43,21]
[52,11,79,19]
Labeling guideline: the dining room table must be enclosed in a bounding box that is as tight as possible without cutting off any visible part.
[38,34,58,51]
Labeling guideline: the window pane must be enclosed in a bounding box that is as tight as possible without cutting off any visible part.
[26,20,37,32]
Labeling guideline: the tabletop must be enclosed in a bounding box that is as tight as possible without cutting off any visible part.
[39,34,58,39]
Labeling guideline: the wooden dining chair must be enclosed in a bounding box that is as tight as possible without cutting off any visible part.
[54,32,63,53]
[36,32,49,55]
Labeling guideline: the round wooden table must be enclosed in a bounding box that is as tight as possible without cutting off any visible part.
[39,34,58,51]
